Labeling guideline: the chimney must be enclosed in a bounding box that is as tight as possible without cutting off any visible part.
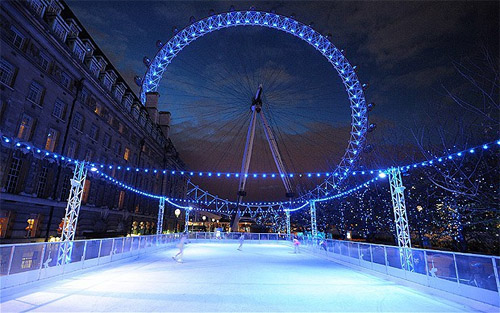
[145,92,159,124]
[159,111,171,139]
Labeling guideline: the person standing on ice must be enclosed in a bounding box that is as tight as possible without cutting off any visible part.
[293,235,301,253]
[237,233,245,251]
[172,232,188,263]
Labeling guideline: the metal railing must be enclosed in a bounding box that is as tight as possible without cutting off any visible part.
[296,237,500,307]
[0,234,179,289]
[1,232,498,307]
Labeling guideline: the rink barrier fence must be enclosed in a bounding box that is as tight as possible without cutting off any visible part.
[1,232,499,307]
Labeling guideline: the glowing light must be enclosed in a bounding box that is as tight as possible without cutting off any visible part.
[378,172,387,178]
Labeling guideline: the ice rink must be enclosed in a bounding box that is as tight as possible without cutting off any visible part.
[0,242,485,312]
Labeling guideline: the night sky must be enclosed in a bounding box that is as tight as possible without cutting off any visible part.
[67,1,499,201]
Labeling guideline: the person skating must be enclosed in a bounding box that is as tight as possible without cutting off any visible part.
[293,235,301,253]
[237,233,245,251]
[172,232,188,263]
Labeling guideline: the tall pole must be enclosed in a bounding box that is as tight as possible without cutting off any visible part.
[388,167,414,272]
[285,210,291,239]
[184,208,190,233]
[57,160,87,265]
[157,197,165,234]
[310,200,317,243]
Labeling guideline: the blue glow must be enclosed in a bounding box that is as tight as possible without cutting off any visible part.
[378,172,387,178]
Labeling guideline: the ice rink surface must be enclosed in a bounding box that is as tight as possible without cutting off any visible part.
[0,242,488,312]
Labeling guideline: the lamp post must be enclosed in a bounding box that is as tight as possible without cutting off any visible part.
[174,209,181,233]
[202,215,206,232]
[416,205,424,247]
[211,218,215,232]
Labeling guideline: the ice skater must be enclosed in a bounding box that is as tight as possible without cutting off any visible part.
[293,235,301,253]
[237,233,245,251]
[172,232,188,263]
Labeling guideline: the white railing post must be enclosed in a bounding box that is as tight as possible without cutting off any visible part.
[491,257,500,300]
[7,246,15,275]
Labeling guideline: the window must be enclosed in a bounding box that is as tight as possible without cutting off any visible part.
[103,133,111,148]
[67,139,78,158]
[94,103,101,116]
[79,88,88,105]
[52,99,66,120]
[88,58,100,78]
[73,44,85,62]
[84,148,93,161]
[9,26,25,49]
[114,141,121,155]
[118,122,124,134]
[73,112,84,131]
[27,0,46,16]
[17,114,34,140]
[45,128,59,151]
[107,114,113,125]
[118,191,125,209]
[35,165,48,197]
[52,19,68,42]
[89,124,99,141]
[38,52,50,71]
[123,147,130,161]
[102,74,112,91]
[0,58,16,87]
[82,180,91,203]
[60,72,71,89]
[5,156,22,193]
[27,81,44,105]
[59,173,71,200]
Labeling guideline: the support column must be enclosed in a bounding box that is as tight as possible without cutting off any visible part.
[286,210,291,239]
[157,197,165,234]
[388,167,414,272]
[57,161,87,265]
[184,208,190,233]
[310,200,317,242]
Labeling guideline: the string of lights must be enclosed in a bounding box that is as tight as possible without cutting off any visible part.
[68,140,500,180]
[1,133,498,212]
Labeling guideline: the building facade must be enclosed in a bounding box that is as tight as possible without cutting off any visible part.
[0,0,187,243]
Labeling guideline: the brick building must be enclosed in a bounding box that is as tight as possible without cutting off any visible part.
[0,0,187,243]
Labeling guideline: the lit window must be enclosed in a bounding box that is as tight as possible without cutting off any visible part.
[118,191,125,209]
[67,139,78,158]
[5,156,22,193]
[9,26,25,49]
[52,99,66,120]
[123,147,130,161]
[73,112,84,131]
[0,215,9,238]
[25,215,39,239]
[0,58,16,87]
[89,124,99,141]
[27,81,44,105]
[17,114,34,140]
[94,103,101,116]
[82,180,91,203]
[45,128,59,151]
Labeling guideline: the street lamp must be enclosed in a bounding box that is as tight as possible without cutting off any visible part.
[211,218,215,232]
[202,215,206,232]
[174,209,180,232]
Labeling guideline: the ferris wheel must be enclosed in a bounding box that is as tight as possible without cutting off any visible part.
[137,8,372,215]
